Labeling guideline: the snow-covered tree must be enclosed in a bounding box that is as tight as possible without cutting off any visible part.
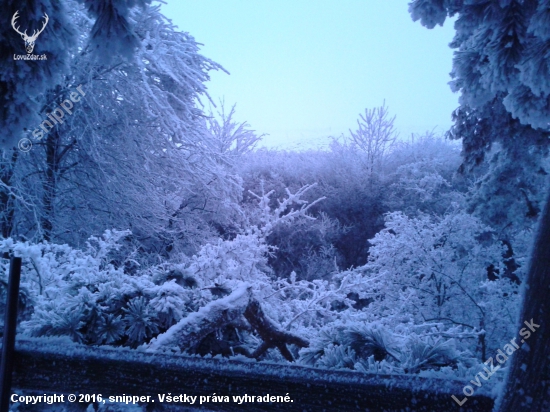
[410,1,549,236]
[206,101,263,158]
[0,0,151,149]
[409,1,550,409]
[47,3,237,254]
[0,1,76,149]
[384,132,465,217]
[347,102,398,177]
[363,207,519,359]
[409,0,550,128]
[7,3,239,257]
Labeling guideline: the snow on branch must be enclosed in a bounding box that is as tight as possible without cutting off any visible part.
[248,183,326,235]
[146,283,309,362]
[146,283,252,352]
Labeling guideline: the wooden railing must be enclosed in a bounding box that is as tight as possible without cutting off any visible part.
[11,338,494,411]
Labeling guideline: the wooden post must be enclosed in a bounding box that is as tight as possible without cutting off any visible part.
[0,256,22,411]
[497,187,550,410]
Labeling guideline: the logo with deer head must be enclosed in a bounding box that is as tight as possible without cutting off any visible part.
[11,10,49,54]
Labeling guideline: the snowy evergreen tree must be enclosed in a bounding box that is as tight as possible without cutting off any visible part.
[410,1,550,409]
[0,0,150,150]
[0,0,75,149]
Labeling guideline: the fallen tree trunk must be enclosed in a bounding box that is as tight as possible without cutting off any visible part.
[12,338,494,412]
[147,284,309,361]
[244,298,308,361]
[147,283,252,352]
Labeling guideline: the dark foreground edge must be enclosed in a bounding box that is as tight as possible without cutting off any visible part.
[11,338,494,411]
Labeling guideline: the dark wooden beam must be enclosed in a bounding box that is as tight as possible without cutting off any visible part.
[11,339,494,411]
[0,256,22,411]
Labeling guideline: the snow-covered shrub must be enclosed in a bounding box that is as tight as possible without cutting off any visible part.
[15,186,334,355]
[175,185,357,356]
[184,184,324,290]
[2,231,203,347]
[267,212,347,280]
[261,271,359,335]
[400,337,464,374]
[292,203,519,372]
[388,160,466,217]
[298,320,477,377]
[299,322,398,368]
[187,233,273,289]
[360,206,520,358]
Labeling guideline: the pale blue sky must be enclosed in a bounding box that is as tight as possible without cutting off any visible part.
[160,1,458,149]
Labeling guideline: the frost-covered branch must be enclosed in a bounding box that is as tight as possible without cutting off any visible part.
[146,283,252,352]
[248,183,326,235]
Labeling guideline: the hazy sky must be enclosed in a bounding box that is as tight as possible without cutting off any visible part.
[160,1,458,149]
